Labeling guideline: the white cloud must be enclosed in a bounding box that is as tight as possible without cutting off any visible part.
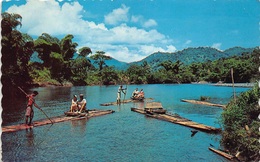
[166,45,177,52]
[7,0,107,36]
[104,4,129,25]
[143,19,157,28]
[110,24,165,44]
[138,44,176,57]
[131,15,142,23]
[185,40,192,45]
[131,15,157,28]
[212,43,222,49]
[6,1,173,63]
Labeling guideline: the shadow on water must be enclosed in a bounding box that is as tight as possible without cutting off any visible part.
[2,86,28,125]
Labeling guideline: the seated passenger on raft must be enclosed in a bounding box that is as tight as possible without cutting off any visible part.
[70,95,78,112]
[78,94,87,113]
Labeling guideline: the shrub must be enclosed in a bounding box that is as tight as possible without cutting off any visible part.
[221,84,260,161]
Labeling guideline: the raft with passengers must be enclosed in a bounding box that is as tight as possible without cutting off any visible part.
[2,88,114,133]
[3,85,149,133]
[100,86,152,106]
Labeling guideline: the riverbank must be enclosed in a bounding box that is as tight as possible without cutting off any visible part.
[213,83,255,88]
[33,81,73,87]
[191,81,255,88]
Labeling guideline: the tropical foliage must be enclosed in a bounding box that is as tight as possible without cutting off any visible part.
[221,84,260,161]
[1,12,34,87]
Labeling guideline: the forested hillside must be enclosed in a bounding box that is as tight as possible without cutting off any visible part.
[90,47,255,71]
[131,47,255,69]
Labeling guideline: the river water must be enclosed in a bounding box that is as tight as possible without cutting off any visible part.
[2,84,250,162]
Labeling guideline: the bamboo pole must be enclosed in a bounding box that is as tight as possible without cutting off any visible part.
[17,86,53,124]
[231,68,236,102]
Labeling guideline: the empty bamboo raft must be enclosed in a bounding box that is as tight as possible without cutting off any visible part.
[208,147,234,160]
[144,102,166,114]
[131,107,221,133]
[2,109,114,133]
[100,98,153,106]
[181,99,226,108]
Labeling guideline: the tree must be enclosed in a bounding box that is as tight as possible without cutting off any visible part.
[1,12,34,87]
[158,60,183,83]
[126,64,149,84]
[34,34,79,84]
[100,67,119,85]
[60,34,78,61]
[59,34,78,81]
[78,47,92,57]
[34,33,60,67]
[90,51,111,71]
[70,46,93,85]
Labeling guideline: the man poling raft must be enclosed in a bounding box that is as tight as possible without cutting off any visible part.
[16,86,53,125]
[25,91,40,126]
[117,85,127,105]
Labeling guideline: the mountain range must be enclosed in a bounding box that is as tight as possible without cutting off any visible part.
[102,46,256,70]
[31,46,256,70]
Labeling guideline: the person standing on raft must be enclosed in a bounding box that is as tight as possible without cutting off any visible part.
[117,85,127,105]
[25,91,41,126]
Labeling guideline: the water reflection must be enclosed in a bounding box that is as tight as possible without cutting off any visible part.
[70,119,88,134]
[133,101,145,109]
[25,128,34,147]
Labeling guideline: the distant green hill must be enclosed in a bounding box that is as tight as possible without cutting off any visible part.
[87,46,256,70]
[130,46,255,69]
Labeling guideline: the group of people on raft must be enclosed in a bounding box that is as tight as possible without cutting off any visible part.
[70,94,87,113]
[131,88,145,100]
[116,85,145,105]
[24,85,145,125]
[24,91,88,126]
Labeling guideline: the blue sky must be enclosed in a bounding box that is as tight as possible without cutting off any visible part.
[2,0,259,62]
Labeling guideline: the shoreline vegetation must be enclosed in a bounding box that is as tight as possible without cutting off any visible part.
[221,84,259,161]
[2,12,259,161]
[212,83,255,88]
[34,81,256,88]
[193,82,255,88]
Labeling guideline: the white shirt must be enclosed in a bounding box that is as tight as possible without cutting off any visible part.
[78,98,86,107]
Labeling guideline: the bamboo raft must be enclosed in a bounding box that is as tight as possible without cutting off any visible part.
[100,98,153,106]
[181,99,226,108]
[144,102,166,114]
[208,147,234,160]
[131,107,221,133]
[2,109,114,133]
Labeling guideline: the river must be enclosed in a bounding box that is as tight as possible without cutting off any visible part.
[1,84,250,161]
